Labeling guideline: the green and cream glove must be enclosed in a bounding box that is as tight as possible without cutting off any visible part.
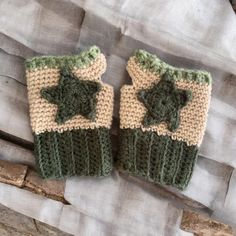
[25,46,114,179]
[117,49,212,190]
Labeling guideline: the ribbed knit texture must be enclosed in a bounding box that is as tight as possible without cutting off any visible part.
[117,129,198,190]
[118,49,212,190]
[35,128,112,179]
[26,46,114,179]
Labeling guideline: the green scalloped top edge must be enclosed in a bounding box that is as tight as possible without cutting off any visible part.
[25,46,101,71]
[133,49,212,85]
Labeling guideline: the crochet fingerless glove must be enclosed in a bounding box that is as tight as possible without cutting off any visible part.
[117,49,212,190]
[26,46,113,179]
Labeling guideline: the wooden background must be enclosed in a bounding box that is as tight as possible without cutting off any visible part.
[0,0,236,235]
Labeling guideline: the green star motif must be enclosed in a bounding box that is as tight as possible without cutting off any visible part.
[41,68,101,124]
[137,74,192,132]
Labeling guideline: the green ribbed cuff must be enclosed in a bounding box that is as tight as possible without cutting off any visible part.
[34,128,113,179]
[117,129,198,190]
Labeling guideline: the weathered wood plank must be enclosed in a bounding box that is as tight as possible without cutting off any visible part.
[163,157,233,210]
[0,160,27,187]
[24,169,66,203]
[128,175,208,210]
[0,139,34,167]
[181,210,233,236]
[0,50,25,84]
[0,33,36,59]
[213,168,236,229]
[0,137,65,203]
[0,204,71,236]
[0,160,66,203]
[0,159,234,235]
[0,76,33,143]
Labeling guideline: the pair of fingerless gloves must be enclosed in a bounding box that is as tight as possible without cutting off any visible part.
[25,46,212,190]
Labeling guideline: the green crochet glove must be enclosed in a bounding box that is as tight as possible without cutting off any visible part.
[117,49,212,190]
[25,46,114,179]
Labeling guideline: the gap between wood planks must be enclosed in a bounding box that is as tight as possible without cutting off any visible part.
[0,159,234,235]
[0,159,67,204]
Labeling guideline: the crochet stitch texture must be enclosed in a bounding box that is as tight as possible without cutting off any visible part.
[117,49,212,190]
[138,74,192,131]
[41,68,101,124]
[25,46,114,179]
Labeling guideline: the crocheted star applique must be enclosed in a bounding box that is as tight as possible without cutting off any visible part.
[41,68,101,124]
[137,74,192,132]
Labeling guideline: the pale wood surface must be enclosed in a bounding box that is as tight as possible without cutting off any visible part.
[0,160,27,187]
[0,159,66,203]
[0,204,71,236]
[181,210,233,236]
[24,169,66,203]
[0,0,236,234]
[0,139,34,167]
[0,76,33,143]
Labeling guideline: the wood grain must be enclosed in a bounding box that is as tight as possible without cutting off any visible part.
[0,204,71,236]
[0,139,35,167]
[24,169,66,203]
[181,210,233,236]
[0,160,66,203]
[0,160,27,187]
[0,76,33,143]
